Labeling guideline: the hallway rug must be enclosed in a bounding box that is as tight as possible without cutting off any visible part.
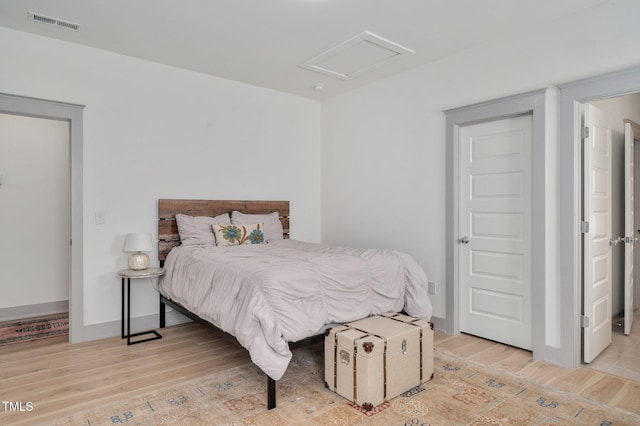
[47,343,640,425]
[0,313,68,346]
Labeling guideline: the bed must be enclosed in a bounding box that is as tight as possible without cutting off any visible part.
[157,199,433,409]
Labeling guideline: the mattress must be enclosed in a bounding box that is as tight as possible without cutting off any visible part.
[159,239,432,380]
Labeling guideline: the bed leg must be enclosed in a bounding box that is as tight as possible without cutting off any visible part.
[267,376,276,409]
[159,296,166,329]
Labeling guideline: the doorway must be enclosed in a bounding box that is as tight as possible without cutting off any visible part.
[580,94,640,375]
[0,93,84,343]
[559,65,640,370]
[0,113,70,319]
[444,89,546,361]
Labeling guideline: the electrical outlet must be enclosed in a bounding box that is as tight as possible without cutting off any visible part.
[95,211,105,225]
[428,281,436,294]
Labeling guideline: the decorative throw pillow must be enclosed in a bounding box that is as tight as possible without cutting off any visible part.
[175,213,231,245]
[212,223,265,246]
[230,211,284,242]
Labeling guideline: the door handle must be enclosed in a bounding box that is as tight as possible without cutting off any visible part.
[459,237,469,244]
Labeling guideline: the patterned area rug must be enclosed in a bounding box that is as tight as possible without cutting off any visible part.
[0,313,68,346]
[49,343,640,425]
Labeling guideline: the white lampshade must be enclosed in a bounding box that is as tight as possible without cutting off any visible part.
[124,233,153,252]
[123,233,153,270]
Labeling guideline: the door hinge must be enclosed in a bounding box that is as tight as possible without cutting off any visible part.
[581,315,590,328]
[581,126,590,139]
[580,221,590,233]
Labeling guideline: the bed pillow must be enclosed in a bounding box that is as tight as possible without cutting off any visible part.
[231,211,284,242]
[175,213,231,245]
[212,223,265,246]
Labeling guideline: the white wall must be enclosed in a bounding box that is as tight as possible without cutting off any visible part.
[2,1,639,345]
[322,0,640,336]
[0,114,70,311]
[0,27,321,330]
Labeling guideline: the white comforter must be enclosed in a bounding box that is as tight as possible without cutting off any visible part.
[159,239,432,380]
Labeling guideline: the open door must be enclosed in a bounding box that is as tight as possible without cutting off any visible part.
[624,120,638,335]
[582,104,613,363]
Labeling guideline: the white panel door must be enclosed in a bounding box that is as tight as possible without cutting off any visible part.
[624,122,635,336]
[459,114,532,350]
[582,104,612,363]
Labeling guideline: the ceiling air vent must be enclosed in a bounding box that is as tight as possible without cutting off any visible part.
[29,11,81,31]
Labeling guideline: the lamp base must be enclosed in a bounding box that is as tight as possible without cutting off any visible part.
[128,252,150,270]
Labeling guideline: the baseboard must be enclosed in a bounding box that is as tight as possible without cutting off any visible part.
[0,300,69,322]
[80,310,191,342]
[430,316,448,334]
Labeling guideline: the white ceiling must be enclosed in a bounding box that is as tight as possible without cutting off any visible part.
[0,0,608,100]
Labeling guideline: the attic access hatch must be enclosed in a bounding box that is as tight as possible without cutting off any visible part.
[300,31,415,80]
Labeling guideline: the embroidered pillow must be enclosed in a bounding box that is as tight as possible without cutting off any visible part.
[176,213,231,245]
[230,211,284,242]
[212,223,265,246]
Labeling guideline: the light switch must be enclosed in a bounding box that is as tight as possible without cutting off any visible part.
[95,211,105,225]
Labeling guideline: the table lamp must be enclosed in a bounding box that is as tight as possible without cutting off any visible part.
[123,233,153,270]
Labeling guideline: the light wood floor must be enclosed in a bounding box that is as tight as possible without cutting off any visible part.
[0,323,251,425]
[2,322,640,425]
[586,308,640,381]
[435,330,640,417]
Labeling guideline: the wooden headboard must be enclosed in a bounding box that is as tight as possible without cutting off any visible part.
[158,199,290,262]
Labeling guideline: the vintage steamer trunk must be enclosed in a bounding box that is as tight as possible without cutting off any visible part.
[324,313,433,410]
[381,312,434,383]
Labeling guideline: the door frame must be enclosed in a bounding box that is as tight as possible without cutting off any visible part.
[0,92,85,343]
[559,65,640,368]
[444,89,546,360]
